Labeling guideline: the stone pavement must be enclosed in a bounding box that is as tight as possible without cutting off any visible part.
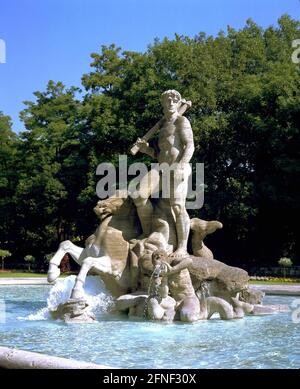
[0,277,48,285]
[252,283,300,296]
[0,278,300,296]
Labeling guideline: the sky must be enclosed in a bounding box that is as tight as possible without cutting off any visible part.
[0,0,299,133]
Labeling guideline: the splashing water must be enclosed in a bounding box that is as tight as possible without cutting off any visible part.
[144,264,165,319]
[25,275,114,321]
[201,281,210,297]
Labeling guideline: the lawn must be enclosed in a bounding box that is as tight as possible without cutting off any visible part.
[1,272,299,284]
[0,271,70,278]
[249,279,300,285]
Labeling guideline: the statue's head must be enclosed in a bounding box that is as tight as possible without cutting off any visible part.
[152,249,168,267]
[240,287,265,305]
[94,191,129,220]
[161,90,181,116]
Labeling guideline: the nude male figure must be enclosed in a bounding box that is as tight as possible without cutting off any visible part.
[132,90,195,257]
[153,250,201,322]
[145,250,176,322]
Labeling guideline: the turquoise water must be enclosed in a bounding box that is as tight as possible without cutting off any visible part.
[0,284,299,368]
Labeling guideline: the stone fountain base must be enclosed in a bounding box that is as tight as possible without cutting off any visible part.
[50,298,96,323]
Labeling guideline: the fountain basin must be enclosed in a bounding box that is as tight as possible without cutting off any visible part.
[0,280,299,369]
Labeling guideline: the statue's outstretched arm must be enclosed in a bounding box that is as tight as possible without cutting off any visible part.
[169,257,193,274]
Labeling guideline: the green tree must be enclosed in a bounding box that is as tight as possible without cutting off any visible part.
[0,112,18,254]
[0,249,12,271]
[0,14,299,269]
[44,253,54,263]
[79,15,300,265]
[278,257,293,278]
[14,81,85,265]
[24,255,35,271]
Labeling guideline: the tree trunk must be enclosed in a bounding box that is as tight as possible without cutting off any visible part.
[1,258,4,271]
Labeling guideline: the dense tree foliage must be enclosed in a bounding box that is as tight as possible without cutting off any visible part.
[0,15,299,269]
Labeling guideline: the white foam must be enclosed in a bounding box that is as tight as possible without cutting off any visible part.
[24,275,114,321]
